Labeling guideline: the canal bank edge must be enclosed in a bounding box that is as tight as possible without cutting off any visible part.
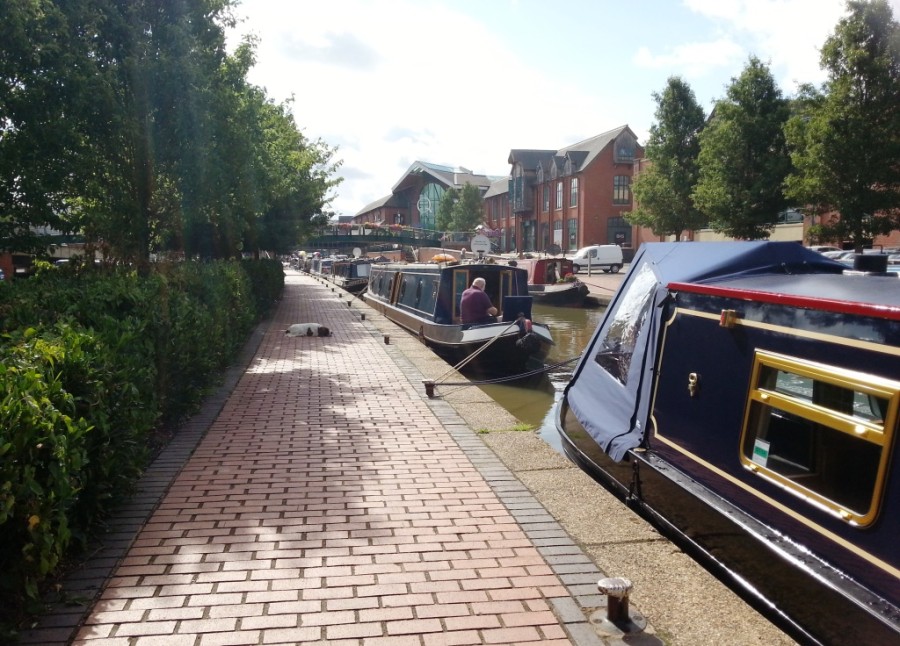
[346,274,798,646]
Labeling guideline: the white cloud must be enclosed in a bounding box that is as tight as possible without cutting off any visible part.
[682,0,848,90]
[633,38,746,77]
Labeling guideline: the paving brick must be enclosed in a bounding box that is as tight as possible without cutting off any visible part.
[29,274,620,646]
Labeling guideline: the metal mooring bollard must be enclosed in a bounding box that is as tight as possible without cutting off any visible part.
[360,312,366,321]
[597,577,633,624]
[346,300,351,307]
[383,334,390,344]
[423,380,435,398]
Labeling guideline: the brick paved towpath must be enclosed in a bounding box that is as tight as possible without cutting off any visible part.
[23,270,646,646]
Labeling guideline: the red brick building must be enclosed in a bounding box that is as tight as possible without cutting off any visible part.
[499,125,644,258]
[353,128,646,259]
[354,161,498,230]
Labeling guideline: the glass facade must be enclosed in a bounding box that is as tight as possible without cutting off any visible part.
[418,182,444,230]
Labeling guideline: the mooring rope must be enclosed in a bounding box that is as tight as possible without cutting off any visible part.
[433,319,520,384]
[434,354,581,389]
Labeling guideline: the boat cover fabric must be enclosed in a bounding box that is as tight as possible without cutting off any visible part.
[564,241,845,461]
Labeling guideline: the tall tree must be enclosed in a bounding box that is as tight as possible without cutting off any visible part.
[784,0,900,250]
[693,57,793,239]
[436,183,484,233]
[626,77,707,239]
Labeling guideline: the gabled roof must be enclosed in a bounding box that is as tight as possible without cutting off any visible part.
[355,193,405,216]
[509,125,639,172]
[483,177,510,199]
[391,160,495,194]
[508,149,557,168]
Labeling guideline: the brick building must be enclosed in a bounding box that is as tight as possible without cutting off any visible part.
[500,125,645,258]
[354,161,498,230]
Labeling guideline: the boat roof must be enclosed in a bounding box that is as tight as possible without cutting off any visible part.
[671,273,900,321]
[564,241,900,462]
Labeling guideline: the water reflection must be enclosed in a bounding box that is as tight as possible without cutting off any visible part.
[478,303,606,445]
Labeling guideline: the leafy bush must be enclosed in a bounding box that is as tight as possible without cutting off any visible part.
[0,259,282,634]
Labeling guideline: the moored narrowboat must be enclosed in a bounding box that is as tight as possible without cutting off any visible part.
[331,258,373,294]
[515,256,589,307]
[556,241,900,645]
[364,260,553,376]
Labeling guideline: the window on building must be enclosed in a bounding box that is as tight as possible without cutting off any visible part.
[542,185,549,212]
[613,176,630,205]
[556,181,563,210]
[567,218,577,251]
[570,177,578,207]
[607,216,632,248]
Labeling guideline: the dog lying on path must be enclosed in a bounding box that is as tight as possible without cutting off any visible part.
[284,323,331,337]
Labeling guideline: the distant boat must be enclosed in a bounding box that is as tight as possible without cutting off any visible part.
[331,258,374,294]
[513,256,588,307]
[308,256,333,276]
[556,241,900,645]
[364,259,553,376]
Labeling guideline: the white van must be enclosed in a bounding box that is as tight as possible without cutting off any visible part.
[571,245,623,273]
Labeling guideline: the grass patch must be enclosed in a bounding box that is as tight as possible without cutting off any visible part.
[476,422,535,434]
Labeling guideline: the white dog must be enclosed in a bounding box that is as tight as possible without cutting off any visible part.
[284,323,332,337]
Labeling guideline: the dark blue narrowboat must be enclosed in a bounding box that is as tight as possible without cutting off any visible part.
[331,258,373,294]
[364,260,553,376]
[556,241,900,645]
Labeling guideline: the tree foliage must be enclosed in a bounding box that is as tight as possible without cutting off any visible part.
[626,77,707,239]
[0,0,341,265]
[435,183,484,232]
[693,57,793,239]
[784,0,900,249]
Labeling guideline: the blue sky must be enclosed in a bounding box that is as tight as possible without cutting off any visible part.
[227,0,900,218]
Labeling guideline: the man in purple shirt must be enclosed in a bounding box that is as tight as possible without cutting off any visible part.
[460,277,498,325]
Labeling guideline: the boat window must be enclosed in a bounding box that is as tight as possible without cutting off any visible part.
[593,262,657,385]
[399,278,408,301]
[357,264,371,277]
[740,351,899,526]
[414,279,423,307]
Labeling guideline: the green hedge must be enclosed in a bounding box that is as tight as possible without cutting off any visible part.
[0,259,283,635]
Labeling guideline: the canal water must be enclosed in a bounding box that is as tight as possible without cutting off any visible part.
[478,303,607,447]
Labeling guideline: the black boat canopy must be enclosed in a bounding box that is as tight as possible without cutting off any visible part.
[563,241,845,461]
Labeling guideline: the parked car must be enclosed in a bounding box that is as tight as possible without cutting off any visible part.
[807,245,842,254]
[571,244,623,273]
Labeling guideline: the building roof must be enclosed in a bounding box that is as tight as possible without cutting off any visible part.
[391,160,496,194]
[483,177,510,199]
[354,193,405,217]
[509,124,639,172]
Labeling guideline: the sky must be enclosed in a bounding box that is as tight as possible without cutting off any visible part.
[226,0,900,219]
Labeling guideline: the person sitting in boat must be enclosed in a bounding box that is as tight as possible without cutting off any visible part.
[460,277,498,325]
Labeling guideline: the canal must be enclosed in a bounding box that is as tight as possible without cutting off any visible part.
[478,302,607,447]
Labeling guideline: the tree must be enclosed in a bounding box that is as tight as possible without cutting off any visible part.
[693,57,793,239]
[0,0,342,264]
[435,183,484,233]
[784,0,900,250]
[626,77,707,239]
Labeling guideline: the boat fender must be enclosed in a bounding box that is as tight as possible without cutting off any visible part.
[515,314,533,335]
[515,315,539,352]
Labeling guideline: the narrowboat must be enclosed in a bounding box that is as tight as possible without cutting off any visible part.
[514,256,589,307]
[308,256,333,277]
[331,258,373,294]
[556,241,900,645]
[364,260,554,376]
